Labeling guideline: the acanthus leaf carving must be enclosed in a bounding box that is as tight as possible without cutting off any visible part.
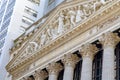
[7,0,116,72]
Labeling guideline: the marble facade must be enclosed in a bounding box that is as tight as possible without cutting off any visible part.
[6,0,120,80]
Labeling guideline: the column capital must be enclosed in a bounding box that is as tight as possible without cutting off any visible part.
[99,32,120,48]
[33,70,48,80]
[46,62,63,75]
[62,53,79,68]
[21,77,28,80]
[80,43,98,60]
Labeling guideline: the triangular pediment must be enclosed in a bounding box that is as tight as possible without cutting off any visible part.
[6,0,120,75]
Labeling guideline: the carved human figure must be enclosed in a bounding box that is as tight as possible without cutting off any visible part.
[29,42,38,51]
[76,6,84,22]
[58,12,64,35]
[93,0,103,12]
[47,24,58,40]
[46,28,52,43]
[52,26,58,39]
[25,45,33,54]
[64,15,71,31]
[68,10,76,27]
[25,41,39,54]
[40,32,46,46]
[47,26,52,39]
[93,0,112,12]
[82,4,89,17]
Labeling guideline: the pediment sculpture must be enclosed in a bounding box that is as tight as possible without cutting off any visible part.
[8,0,114,70]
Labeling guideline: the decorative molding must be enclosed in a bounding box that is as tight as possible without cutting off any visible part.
[6,0,120,79]
[15,13,120,80]
[33,70,48,80]
[80,43,98,60]
[46,62,63,75]
[62,53,79,68]
[99,32,120,48]
[16,14,120,80]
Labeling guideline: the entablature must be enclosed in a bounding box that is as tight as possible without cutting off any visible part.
[6,0,120,76]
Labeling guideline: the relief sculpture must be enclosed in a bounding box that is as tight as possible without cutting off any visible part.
[20,0,114,61]
[68,10,76,27]
[58,12,65,35]
[23,0,114,57]
[76,6,84,22]
[10,0,115,73]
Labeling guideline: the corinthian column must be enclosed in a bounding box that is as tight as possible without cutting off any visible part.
[99,32,120,80]
[33,70,48,80]
[62,53,79,80]
[80,43,98,80]
[46,62,63,80]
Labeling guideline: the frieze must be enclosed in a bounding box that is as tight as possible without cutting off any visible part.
[6,0,120,75]
[13,14,120,80]
[13,9,120,80]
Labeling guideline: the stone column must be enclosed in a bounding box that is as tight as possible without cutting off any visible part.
[33,70,48,80]
[47,62,63,80]
[62,53,79,80]
[80,43,98,80]
[99,32,120,80]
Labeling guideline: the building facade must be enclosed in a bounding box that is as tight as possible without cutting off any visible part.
[6,0,120,80]
[0,0,65,80]
[0,0,42,79]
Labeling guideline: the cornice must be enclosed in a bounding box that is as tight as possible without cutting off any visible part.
[10,0,91,53]
[6,0,120,75]
[14,14,120,79]
[12,14,120,80]
[7,0,93,70]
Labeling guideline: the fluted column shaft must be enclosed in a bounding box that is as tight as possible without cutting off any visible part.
[48,74,57,80]
[99,32,120,80]
[102,46,114,80]
[81,56,93,80]
[80,44,98,80]
[62,53,79,80]
[47,63,63,80]
[63,66,74,80]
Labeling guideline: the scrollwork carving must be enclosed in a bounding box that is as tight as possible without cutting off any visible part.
[29,42,38,51]
[33,70,48,80]
[9,0,116,73]
[23,0,114,57]
[80,43,98,60]
[62,53,80,68]
[46,62,63,75]
[99,32,120,48]
[25,41,38,54]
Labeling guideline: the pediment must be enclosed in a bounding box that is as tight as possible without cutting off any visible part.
[6,0,120,74]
